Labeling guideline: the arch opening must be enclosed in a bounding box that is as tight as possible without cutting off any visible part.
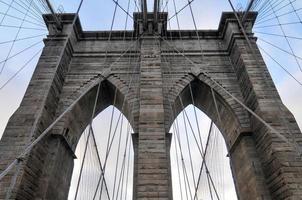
[57,77,136,200]
[169,104,237,200]
[67,105,134,200]
[167,77,251,200]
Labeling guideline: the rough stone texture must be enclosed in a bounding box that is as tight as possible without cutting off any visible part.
[0,11,301,200]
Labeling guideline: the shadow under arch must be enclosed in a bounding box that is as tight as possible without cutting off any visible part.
[169,77,250,150]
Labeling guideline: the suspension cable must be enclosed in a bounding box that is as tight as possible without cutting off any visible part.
[0,0,44,24]
[0,0,36,75]
[96,10,141,199]
[227,0,302,156]
[193,121,214,200]
[0,33,46,45]
[157,32,294,154]
[180,101,199,200]
[74,81,101,200]
[111,116,124,200]
[268,0,302,72]
[257,45,302,86]
[90,126,111,200]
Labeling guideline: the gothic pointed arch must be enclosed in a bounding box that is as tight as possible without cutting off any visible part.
[167,74,251,150]
[51,74,136,151]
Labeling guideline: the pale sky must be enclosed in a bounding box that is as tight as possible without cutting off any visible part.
[0,0,302,199]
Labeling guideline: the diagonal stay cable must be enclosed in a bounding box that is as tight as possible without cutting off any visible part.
[160,29,217,199]
[115,122,131,200]
[0,24,47,30]
[111,115,124,200]
[8,0,44,22]
[74,79,101,200]
[193,121,214,200]
[173,126,185,200]
[111,0,133,19]
[175,115,194,200]
[0,0,35,75]
[180,98,199,200]
[0,0,15,25]
[287,0,302,24]
[0,40,43,65]
[167,0,196,23]
[229,0,302,156]
[256,7,302,25]
[268,0,302,71]
[95,3,140,198]
[0,33,46,45]
[0,48,42,90]
[156,32,295,151]
[0,32,143,185]
[257,0,291,21]
[97,2,140,196]
[258,45,302,86]
[0,11,46,27]
[255,31,302,40]
[0,0,44,24]
[258,37,302,61]
[94,36,142,199]
[90,127,111,200]
[178,96,221,200]
[254,21,302,28]
[122,134,132,200]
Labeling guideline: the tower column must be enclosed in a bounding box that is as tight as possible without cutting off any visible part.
[226,20,302,198]
[135,36,172,199]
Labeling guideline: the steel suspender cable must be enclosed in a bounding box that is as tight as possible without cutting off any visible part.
[174,116,188,198]
[0,11,45,27]
[0,0,16,25]
[174,117,193,200]
[115,125,129,200]
[255,31,302,40]
[0,48,43,90]
[257,45,302,86]
[256,7,302,25]
[268,0,302,72]
[0,77,102,181]
[94,88,118,200]
[0,33,46,45]
[0,40,43,64]
[111,116,124,200]
[193,121,214,200]
[227,0,302,155]
[180,99,199,200]
[0,0,35,75]
[161,23,220,200]
[0,0,43,24]
[94,37,141,200]
[0,0,143,184]
[177,86,221,200]
[156,32,292,145]
[74,81,101,200]
[258,37,302,61]
[90,127,111,200]
[173,124,184,200]
[0,52,150,183]
[74,129,91,200]
[123,135,132,200]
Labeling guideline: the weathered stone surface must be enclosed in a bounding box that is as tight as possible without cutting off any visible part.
[0,11,301,200]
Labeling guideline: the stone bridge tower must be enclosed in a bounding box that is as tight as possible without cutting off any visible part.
[0,11,302,200]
